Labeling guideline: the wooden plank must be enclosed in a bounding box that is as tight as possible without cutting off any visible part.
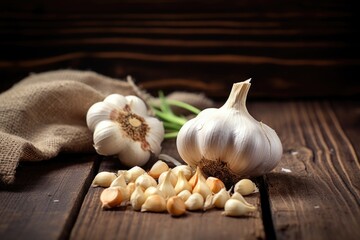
[0,154,98,240]
[70,142,264,240]
[248,101,360,240]
[0,2,358,98]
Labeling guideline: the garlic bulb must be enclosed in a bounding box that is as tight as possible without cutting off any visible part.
[176,80,282,185]
[87,94,164,167]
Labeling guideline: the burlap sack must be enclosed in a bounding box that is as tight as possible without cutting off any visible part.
[0,70,137,184]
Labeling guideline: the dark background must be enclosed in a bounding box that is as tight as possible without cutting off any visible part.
[0,0,359,100]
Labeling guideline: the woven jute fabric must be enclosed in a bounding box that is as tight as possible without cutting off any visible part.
[0,70,137,184]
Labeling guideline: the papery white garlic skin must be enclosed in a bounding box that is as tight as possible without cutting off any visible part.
[121,166,146,183]
[176,80,282,184]
[87,94,164,167]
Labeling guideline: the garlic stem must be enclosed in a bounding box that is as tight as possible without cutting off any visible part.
[221,79,251,112]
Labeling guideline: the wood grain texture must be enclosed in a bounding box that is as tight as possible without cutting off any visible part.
[70,153,264,240]
[248,101,360,240]
[0,0,358,98]
[0,154,97,240]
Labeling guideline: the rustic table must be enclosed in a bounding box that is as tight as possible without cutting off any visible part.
[0,100,359,240]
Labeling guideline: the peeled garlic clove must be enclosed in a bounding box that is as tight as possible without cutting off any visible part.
[172,165,193,180]
[100,187,123,209]
[124,166,146,183]
[213,188,230,209]
[222,199,256,217]
[185,193,204,211]
[110,186,130,202]
[148,160,169,179]
[126,182,136,196]
[203,195,215,211]
[157,170,176,199]
[193,171,212,199]
[177,189,192,202]
[176,80,283,186]
[92,171,117,187]
[158,170,177,187]
[230,192,256,209]
[144,186,164,199]
[206,177,225,194]
[188,167,206,189]
[174,171,192,194]
[130,186,146,211]
[135,173,157,190]
[110,174,127,188]
[141,194,167,212]
[234,179,256,196]
[167,196,186,217]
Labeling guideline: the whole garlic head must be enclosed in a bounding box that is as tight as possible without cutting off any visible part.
[176,80,282,185]
[87,94,164,166]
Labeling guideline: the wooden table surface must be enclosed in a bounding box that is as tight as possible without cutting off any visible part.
[0,100,359,240]
[0,1,359,239]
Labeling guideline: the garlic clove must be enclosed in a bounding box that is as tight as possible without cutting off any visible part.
[177,189,192,202]
[157,170,176,199]
[135,173,157,190]
[206,177,225,194]
[118,141,150,167]
[144,186,164,199]
[100,187,123,209]
[103,94,127,109]
[148,160,169,179]
[92,171,117,187]
[185,193,204,211]
[174,170,192,194]
[124,166,146,183]
[234,179,256,196]
[125,95,148,116]
[167,196,186,217]
[110,186,130,202]
[158,170,178,187]
[126,182,136,197]
[192,171,212,199]
[203,195,215,211]
[130,186,146,211]
[172,165,193,180]
[188,167,205,189]
[93,120,125,156]
[141,194,167,212]
[213,188,230,209]
[230,192,256,209]
[144,117,165,156]
[110,174,127,188]
[222,199,256,217]
[86,102,114,132]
